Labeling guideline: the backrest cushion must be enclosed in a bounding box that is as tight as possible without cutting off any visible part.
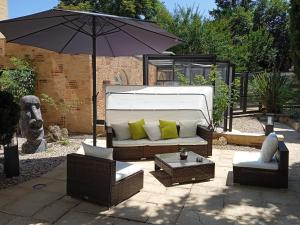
[111,122,131,140]
[260,133,278,162]
[128,119,147,140]
[82,140,113,160]
[179,120,198,138]
[159,120,179,139]
[143,122,161,141]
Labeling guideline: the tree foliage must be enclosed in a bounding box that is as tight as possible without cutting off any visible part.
[57,0,163,20]
[0,56,36,103]
[290,0,300,82]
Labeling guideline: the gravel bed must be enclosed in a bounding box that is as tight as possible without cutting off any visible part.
[214,116,264,151]
[232,116,264,133]
[214,144,260,152]
[0,136,84,190]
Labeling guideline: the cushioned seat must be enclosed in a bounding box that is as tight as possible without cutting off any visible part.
[112,136,208,147]
[116,161,143,182]
[233,151,278,170]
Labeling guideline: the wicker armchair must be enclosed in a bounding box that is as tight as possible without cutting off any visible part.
[67,153,143,207]
[233,141,289,188]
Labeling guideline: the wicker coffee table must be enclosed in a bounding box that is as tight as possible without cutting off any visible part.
[154,151,215,184]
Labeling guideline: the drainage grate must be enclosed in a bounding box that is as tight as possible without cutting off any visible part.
[32,183,47,190]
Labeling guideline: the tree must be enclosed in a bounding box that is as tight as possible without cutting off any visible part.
[290,0,300,82]
[210,0,254,19]
[253,0,290,71]
[57,0,163,20]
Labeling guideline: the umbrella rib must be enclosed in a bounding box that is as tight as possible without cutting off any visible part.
[61,23,91,36]
[97,24,126,36]
[104,35,115,57]
[102,18,161,54]
[108,17,182,42]
[6,17,81,43]
[62,15,92,36]
[59,22,88,53]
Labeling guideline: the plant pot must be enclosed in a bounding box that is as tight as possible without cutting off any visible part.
[4,144,20,178]
[180,152,188,160]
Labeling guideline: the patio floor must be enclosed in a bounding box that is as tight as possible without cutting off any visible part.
[0,122,300,225]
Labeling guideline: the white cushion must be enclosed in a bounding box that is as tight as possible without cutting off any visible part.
[112,136,207,147]
[233,151,278,170]
[116,161,142,182]
[260,133,278,162]
[143,122,161,141]
[111,122,131,140]
[179,120,198,138]
[81,140,113,160]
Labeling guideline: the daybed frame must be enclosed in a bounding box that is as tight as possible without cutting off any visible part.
[67,153,144,207]
[106,124,213,160]
[233,141,289,188]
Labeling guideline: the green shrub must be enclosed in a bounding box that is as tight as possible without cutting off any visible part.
[0,56,36,102]
[178,65,239,129]
[0,91,20,146]
[252,72,293,113]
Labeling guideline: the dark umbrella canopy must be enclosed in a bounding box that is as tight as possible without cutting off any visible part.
[0,9,181,145]
[0,9,180,56]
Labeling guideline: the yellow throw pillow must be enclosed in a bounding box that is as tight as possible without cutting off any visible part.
[128,119,147,140]
[159,120,178,139]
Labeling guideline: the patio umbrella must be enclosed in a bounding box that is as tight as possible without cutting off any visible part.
[0,9,181,145]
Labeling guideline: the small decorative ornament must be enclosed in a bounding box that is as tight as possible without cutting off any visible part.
[196,157,203,162]
[179,147,188,160]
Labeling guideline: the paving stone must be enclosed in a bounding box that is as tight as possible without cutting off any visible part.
[71,201,108,215]
[261,191,300,205]
[33,196,80,223]
[103,200,155,222]
[0,212,16,225]
[5,216,50,225]
[0,190,63,217]
[0,186,30,208]
[176,208,235,225]
[147,203,182,225]
[185,194,225,213]
[54,211,115,225]
[224,187,263,206]
[126,191,151,202]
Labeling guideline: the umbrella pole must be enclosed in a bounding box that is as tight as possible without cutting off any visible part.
[92,16,97,146]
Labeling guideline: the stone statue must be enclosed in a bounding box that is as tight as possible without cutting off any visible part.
[20,95,47,153]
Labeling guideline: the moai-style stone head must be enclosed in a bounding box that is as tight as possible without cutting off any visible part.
[20,95,47,153]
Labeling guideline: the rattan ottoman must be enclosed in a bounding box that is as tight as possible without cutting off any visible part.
[154,151,215,184]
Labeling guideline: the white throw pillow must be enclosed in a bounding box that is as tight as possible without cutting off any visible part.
[82,140,113,160]
[111,122,131,140]
[179,120,198,138]
[143,123,161,141]
[260,133,278,162]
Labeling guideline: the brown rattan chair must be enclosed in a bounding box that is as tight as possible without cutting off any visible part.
[67,153,144,207]
[233,141,289,188]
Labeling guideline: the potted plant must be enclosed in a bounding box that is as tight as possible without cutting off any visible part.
[0,91,20,177]
[179,147,188,160]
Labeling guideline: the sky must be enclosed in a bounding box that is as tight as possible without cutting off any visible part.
[8,0,216,19]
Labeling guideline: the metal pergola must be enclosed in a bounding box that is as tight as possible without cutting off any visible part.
[142,54,235,131]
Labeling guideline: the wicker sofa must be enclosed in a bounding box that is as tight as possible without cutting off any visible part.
[233,141,289,188]
[67,153,143,207]
[106,124,212,160]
